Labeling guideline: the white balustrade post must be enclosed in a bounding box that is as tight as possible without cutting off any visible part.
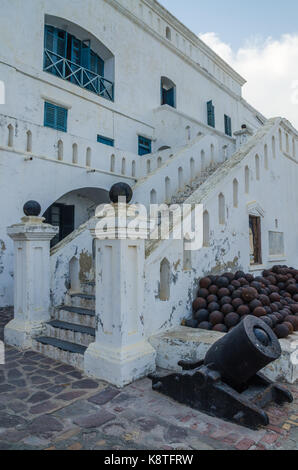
[84,202,156,387]
[4,203,58,349]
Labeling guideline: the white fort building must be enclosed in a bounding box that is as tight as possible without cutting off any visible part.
[1,0,298,386]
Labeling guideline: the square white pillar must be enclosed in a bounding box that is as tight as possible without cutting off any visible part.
[4,216,58,349]
[84,204,156,387]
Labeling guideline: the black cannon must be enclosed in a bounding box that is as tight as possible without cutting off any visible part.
[150,316,293,429]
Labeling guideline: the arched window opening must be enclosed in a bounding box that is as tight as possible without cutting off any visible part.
[121,158,126,175]
[233,178,239,208]
[279,128,282,151]
[132,160,136,177]
[44,18,115,101]
[150,189,157,205]
[58,139,63,161]
[264,144,268,170]
[165,26,171,41]
[286,133,289,153]
[210,144,215,164]
[178,167,184,190]
[69,256,80,292]
[86,147,91,167]
[255,154,260,180]
[7,124,13,147]
[26,130,32,153]
[161,76,176,108]
[245,166,250,193]
[222,145,228,162]
[165,177,171,202]
[160,258,170,301]
[72,143,78,164]
[147,159,151,175]
[186,126,191,141]
[203,211,210,247]
[110,154,115,172]
[218,193,225,225]
[157,156,162,168]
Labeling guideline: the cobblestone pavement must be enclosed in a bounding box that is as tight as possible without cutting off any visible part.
[0,308,297,451]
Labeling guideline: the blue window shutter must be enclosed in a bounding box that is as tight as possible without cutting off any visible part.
[224,115,232,136]
[97,135,114,147]
[138,136,152,156]
[207,101,215,128]
[44,102,67,132]
[82,41,91,69]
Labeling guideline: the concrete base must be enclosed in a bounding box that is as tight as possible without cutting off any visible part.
[4,318,45,350]
[150,326,298,385]
[84,340,156,388]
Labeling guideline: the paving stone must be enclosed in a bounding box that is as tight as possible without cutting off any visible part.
[0,384,15,393]
[88,387,119,405]
[14,390,30,400]
[0,429,27,443]
[54,365,76,373]
[67,370,83,379]
[30,375,49,385]
[54,375,71,385]
[39,370,59,378]
[29,400,60,415]
[7,369,22,380]
[110,393,134,404]
[9,379,27,387]
[53,400,98,419]
[72,379,99,390]
[136,416,162,432]
[29,415,64,434]
[8,400,27,413]
[27,391,52,404]
[22,436,50,447]
[56,391,86,401]
[23,366,37,372]
[67,442,83,450]
[73,410,115,428]
[46,384,67,394]
[235,438,256,450]
[164,425,189,443]
[0,412,27,428]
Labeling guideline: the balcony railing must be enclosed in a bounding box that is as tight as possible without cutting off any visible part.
[44,49,114,101]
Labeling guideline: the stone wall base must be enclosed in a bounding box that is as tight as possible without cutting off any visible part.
[150,326,298,385]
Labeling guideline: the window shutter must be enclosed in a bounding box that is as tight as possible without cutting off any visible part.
[56,106,68,132]
[44,102,67,132]
[44,102,56,128]
[207,101,215,128]
[224,115,232,136]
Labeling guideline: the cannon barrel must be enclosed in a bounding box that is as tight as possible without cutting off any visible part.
[204,315,281,388]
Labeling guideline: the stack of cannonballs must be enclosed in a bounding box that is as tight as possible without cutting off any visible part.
[185,265,298,339]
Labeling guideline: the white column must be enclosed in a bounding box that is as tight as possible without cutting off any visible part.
[4,216,58,349]
[84,204,156,387]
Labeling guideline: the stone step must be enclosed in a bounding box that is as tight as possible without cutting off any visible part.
[54,306,96,328]
[81,281,95,296]
[70,293,95,310]
[33,336,86,369]
[45,320,95,347]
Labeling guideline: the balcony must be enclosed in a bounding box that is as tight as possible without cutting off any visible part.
[44,49,114,102]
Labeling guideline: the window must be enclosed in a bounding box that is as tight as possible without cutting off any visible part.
[43,203,74,247]
[166,27,171,40]
[44,102,68,132]
[161,77,176,108]
[97,135,114,147]
[224,114,232,136]
[207,101,215,128]
[138,136,152,156]
[249,216,262,265]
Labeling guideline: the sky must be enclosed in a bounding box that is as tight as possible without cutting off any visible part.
[159,0,298,128]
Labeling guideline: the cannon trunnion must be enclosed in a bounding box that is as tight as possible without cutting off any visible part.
[150,316,293,430]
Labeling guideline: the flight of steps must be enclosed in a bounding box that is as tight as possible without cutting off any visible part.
[171,162,222,205]
[32,281,96,369]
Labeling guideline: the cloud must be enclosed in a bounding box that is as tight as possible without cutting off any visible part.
[199,32,298,129]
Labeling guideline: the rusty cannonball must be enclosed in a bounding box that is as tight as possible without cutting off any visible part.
[268,314,279,327]
[185,319,198,328]
[231,280,241,288]
[284,315,298,331]
[245,274,255,283]
[224,312,240,328]
[197,288,209,298]
[208,285,219,295]
[215,277,230,288]
[238,277,249,286]
[294,295,298,302]
[207,295,218,304]
[249,299,262,312]
[284,321,294,334]
[198,321,212,331]
[259,294,270,306]
[192,297,207,312]
[219,296,232,306]
[217,288,230,298]
[253,307,267,318]
[287,284,298,295]
[241,287,258,302]
[194,309,209,323]
[223,272,235,282]
[220,304,234,316]
[259,316,273,328]
[231,289,243,299]
[234,271,246,280]
[199,277,212,289]
[274,324,290,339]
[237,305,250,316]
[208,302,221,313]
[213,324,228,333]
[210,311,224,326]
[290,304,298,314]
[270,293,281,302]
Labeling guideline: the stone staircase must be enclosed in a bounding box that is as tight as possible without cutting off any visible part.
[171,162,222,205]
[32,281,96,369]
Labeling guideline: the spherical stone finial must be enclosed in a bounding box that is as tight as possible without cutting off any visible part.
[23,200,41,217]
[109,183,133,204]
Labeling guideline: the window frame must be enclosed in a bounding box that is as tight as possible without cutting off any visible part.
[44,101,68,132]
[138,136,152,156]
[97,135,114,147]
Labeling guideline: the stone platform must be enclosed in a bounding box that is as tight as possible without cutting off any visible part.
[150,327,298,384]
